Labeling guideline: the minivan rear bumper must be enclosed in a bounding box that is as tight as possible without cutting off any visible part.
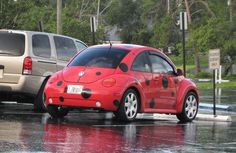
[0,75,44,100]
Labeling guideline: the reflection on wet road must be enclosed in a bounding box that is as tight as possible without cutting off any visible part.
[0,103,236,152]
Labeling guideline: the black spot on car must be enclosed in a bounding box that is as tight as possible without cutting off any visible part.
[59,96,64,102]
[162,77,168,89]
[57,81,63,86]
[150,99,155,108]
[96,72,101,76]
[81,88,92,99]
[145,79,150,86]
[171,90,175,97]
[119,63,128,72]
[113,100,120,107]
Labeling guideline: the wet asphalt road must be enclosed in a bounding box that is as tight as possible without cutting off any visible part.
[0,103,236,153]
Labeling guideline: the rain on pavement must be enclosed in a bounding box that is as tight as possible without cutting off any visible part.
[0,103,236,153]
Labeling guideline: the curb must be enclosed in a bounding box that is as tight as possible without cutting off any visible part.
[199,103,234,111]
[196,114,232,122]
[137,113,232,122]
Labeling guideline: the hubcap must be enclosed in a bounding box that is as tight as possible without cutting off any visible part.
[185,95,198,119]
[124,93,138,119]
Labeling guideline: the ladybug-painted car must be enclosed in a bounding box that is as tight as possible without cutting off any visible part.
[44,44,199,122]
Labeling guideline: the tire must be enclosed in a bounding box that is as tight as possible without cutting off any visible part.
[176,92,198,122]
[33,79,48,112]
[115,89,139,121]
[47,105,69,118]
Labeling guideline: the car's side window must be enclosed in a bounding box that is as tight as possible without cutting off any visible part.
[54,36,77,61]
[131,52,151,72]
[32,34,51,58]
[75,41,87,51]
[149,54,174,74]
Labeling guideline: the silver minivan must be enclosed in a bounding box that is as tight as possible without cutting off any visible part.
[0,30,87,111]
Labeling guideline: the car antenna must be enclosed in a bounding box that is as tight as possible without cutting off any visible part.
[109,40,112,49]
[107,40,112,57]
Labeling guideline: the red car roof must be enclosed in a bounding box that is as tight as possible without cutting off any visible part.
[90,44,161,52]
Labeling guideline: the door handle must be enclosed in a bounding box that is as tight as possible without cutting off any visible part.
[37,60,56,64]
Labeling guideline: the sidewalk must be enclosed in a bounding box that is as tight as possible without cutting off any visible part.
[198,102,236,122]
[137,103,236,122]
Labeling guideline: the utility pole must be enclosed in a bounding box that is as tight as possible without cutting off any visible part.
[184,0,192,24]
[57,0,62,34]
[97,0,100,26]
[167,0,170,14]
[0,0,2,14]
[180,12,187,77]
[228,0,233,22]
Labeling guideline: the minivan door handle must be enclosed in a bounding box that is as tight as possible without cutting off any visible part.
[37,60,56,64]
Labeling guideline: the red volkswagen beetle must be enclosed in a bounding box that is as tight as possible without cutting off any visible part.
[44,44,199,122]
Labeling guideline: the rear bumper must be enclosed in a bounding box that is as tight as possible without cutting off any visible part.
[0,75,44,97]
[45,83,123,111]
[47,97,119,111]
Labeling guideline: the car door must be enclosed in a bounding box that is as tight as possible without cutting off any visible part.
[31,34,57,77]
[148,51,177,110]
[131,51,153,108]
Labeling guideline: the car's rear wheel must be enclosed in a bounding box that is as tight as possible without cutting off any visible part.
[47,105,69,118]
[115,89,139,121]
[176,92,198,122]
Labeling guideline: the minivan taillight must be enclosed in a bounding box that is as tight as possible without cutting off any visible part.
[22,56,32,75]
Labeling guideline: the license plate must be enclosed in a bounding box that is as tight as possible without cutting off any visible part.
[67,85,83,94]
[0,69,3,79]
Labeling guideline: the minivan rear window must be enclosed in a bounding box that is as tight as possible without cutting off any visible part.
[0,33,25,56]
[68,47,129,69]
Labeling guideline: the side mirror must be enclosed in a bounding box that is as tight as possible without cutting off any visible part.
[177,69,183,76]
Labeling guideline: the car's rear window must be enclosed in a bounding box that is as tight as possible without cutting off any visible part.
[68,47,129,69]
[0,33,25,56]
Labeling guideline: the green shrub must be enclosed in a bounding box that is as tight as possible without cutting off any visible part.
[223,74,236,81]
[194,72,211,78]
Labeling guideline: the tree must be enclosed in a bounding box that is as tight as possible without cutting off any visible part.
[15,0,107,44]
[0,0,33,29]
[106,0,143,43]
[150,16,178,49]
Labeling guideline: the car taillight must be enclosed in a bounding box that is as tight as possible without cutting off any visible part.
[102,78,116,87]
[22,56,32,75]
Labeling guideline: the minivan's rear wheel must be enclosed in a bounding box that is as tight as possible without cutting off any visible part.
[176,92,198,122]
[34,79,48,112]
[115,89,139,121]
[47,105,69,118]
